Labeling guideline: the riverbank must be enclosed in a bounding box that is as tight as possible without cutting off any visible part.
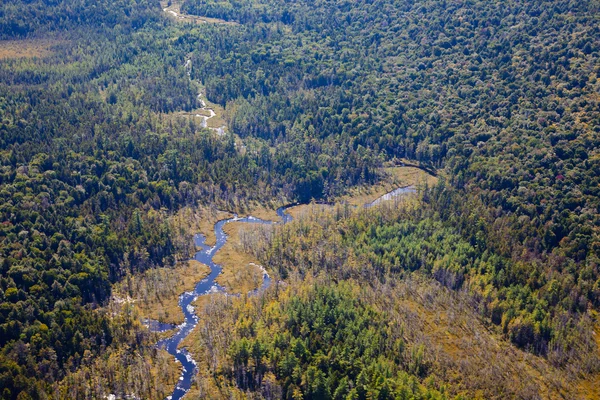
[112,260,211,325]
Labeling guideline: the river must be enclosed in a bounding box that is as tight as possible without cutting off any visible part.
[145,212,285,400]
[147,185,417,399]
[150,22,415,398]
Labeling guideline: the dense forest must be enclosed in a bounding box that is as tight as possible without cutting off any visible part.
[178,0,600,367]
[0,0,599,398]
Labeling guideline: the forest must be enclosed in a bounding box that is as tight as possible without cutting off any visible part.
[0,0,599,398]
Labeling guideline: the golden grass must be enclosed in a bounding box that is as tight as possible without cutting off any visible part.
[178,294,234,398]
[210,166,438,224]
[145,260,210,325]
[244,203,281,221]
[575,319,600,399]
[0,39,63,59]
[177,274,584,400]
[282,166,435,220]
[189,109,212,117]
[127,205,276,326]
[285,203,333,220]
[205,102,227,129]
[162,89,229,134]
[369,277,577,400]
[213,222,266,294]
[133,167,439,395]
[57,345,180,399]
[150,165,600,398]
[59,296,181,399]
[578,372,600,400]
[396,298,558,398]
[152,348,183,395]
[340,166,437,207]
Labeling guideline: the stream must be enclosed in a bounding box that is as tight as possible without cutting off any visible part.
[145,211,286,400]
[183,58,226,135]
[147,36,417,399]
[146,184,417,399]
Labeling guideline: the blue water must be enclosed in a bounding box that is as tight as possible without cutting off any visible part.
[146,208,291,400]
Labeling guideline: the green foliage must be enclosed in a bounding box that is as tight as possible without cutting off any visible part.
[1,0,600,397]
[250,198,599,373]
[0,1,383,396]
[179,0,600,258]
[176,0,600,369]
[225,283,448,399]
[0,0,161,39]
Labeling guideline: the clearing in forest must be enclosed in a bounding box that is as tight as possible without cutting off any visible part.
[160,0,237,25]
[0,39,63,59]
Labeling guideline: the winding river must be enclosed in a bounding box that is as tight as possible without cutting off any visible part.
[146,211,286,400]
[151,12,419,398]
[148,185,417,399]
